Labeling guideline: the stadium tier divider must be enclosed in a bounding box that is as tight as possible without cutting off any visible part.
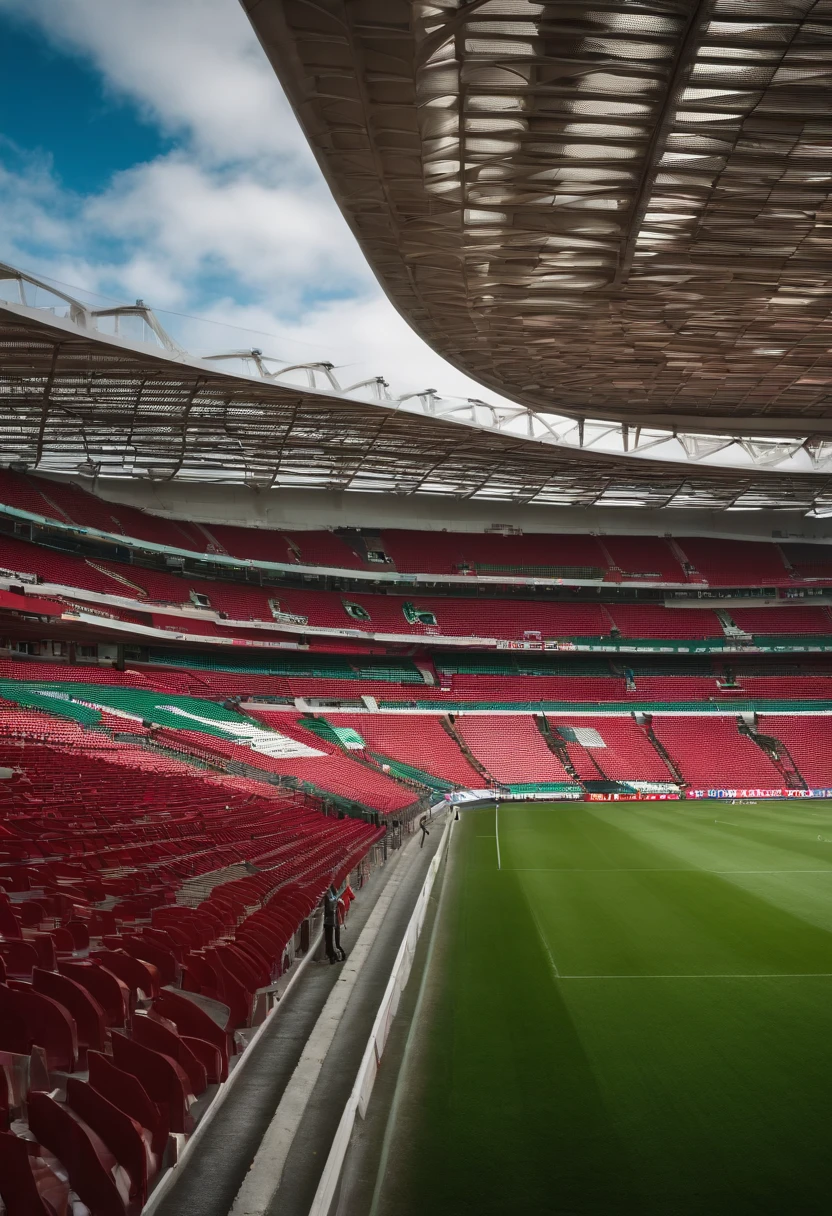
[377,698,832,714]
[146,649,425,681]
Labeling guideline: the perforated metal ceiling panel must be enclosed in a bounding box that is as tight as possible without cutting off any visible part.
[248,0,832,432]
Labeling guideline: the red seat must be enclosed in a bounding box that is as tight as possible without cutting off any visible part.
[17,902,46,929]
[0,899,22,939]
[0,983,78,1073]
[57,959,129,1026]
[49,927,76,954]
[0,941,38,980]
[202,951,251,1028]
[28,1090,130,1216]
[63,921,90,951]
[32,968,106,1057]
[66,1076,157,1204]
[110,1032,193,1134]
[0,1130,69,1216]
[181,1034,224,1085]
[87,1050,169,1159]
[132,1013,207,1095]
[152,988,230,1080]
[91,949,160,1001]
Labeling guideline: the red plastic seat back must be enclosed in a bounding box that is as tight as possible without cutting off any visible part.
[132,1014,207,1095]
[87,1050,168,1159]
[28,1091,129,1216]
[32,969,105,1053]
[57,960,129,1027]
[0,1130,69,1216]
[0,984,77,1073]
[153,988,230,1080]
[66,1077,155,1204]
[110,1034,193,1134]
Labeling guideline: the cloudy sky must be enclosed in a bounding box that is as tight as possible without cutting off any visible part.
[0,0,503,401]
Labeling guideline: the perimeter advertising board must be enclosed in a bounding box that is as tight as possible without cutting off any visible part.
[687,788,832,799]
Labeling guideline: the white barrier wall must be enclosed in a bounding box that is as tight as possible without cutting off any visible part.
[308,813,453,1216]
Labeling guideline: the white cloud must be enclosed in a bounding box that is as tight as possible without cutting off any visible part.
[0,0,515,410]
[0,0,307,166]
[85,156,370,298]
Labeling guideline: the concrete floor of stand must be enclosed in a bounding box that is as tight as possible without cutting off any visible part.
[150,816,447,1216]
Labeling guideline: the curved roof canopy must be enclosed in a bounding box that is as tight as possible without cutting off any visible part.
[249,0,832,436]
[2,276,832,512]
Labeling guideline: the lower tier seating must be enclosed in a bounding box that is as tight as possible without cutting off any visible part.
[650,718,784,788]
[549,717,675,782]
[0,725,381,1213]
[335,714,483,787]
[456,717,572,784]
[758,716,832,787]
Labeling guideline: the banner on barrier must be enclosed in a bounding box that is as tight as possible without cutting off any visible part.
[687,788,832,799]
[588,793,680,801]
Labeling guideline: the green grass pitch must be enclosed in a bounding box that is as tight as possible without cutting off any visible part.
[374,800,832,1215]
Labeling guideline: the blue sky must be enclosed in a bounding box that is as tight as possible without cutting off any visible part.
[0,16,171,193]
[0,0,494,395]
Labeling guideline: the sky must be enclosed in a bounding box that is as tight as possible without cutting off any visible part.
[0,0,505,400]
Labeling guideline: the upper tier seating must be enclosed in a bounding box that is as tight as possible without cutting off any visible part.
[3,526,832,650]
[650,718,784,788]
[382,530,610,576]
[0,536,130,595]
[606,604,724,638]
[276,590,612,638]
[0,471,69,522]
[728,607,832,635]
[456,717,571,783]
[208,526,366,569]
[677,539,789,585]
[601,537,686,582]
[1,471,830,589]
[780,543,832,581]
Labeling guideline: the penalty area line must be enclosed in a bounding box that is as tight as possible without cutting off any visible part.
[556,972,832,981]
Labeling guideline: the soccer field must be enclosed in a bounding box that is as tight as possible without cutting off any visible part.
[373,800,832,1216]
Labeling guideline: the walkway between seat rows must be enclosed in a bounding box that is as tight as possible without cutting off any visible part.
[148,813,447,1216]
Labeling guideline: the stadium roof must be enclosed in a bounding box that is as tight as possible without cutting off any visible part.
[250,0,832,436]
[3,265,832,512]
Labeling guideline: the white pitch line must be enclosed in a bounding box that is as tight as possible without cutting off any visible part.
[556,973,832,981]
[507,868,832,875]
[495,801,501,871]
[529,903,560,980]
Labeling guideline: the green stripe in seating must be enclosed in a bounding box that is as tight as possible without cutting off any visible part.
[299,716,367,750]
[368,752,455,792]
[0,679,268,742]
[146,649,424,682]
[0,687,103,726]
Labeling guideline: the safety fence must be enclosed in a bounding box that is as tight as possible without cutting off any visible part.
[307,812,453,1216]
